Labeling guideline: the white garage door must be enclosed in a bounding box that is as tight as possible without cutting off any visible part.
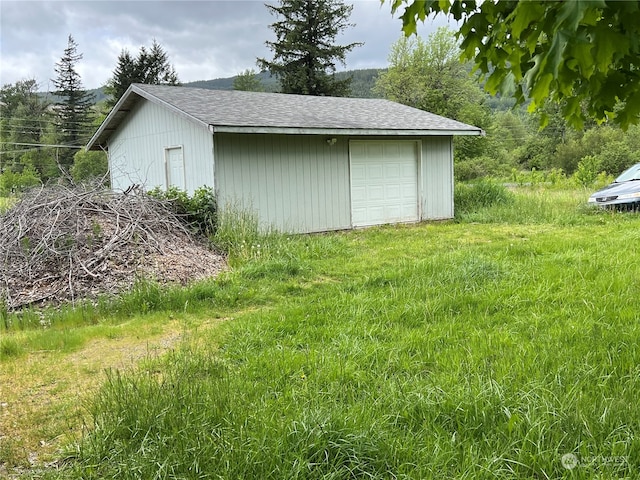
[350,140,419,227]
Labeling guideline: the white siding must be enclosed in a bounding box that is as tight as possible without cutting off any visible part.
[215,133,351,233]
[108,100,214,194]
[421,136,454,219]
[106,98,455,232]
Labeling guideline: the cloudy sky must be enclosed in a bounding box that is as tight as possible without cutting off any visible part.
[0,0,449,91]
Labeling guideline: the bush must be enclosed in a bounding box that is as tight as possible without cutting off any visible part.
[148,186,217,236]
[71,150,109,183]
[573,155,603,187]
[508,167,568,187]
[455,155,506,181]
[0,166,41,195]
[515,135,558,171]
[454,179,514,215]
[597,142,640,177]
[552,126,636,175]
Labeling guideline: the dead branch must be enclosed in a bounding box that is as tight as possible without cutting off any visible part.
[0,183,226,310]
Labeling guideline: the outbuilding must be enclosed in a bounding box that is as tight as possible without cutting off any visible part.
[87,84,483,233]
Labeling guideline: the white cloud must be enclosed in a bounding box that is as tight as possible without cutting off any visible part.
[0,0,452,90]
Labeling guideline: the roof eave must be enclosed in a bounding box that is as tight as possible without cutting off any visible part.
[211,126,484,136]
[85,84,210,151]
[86,84,142,151]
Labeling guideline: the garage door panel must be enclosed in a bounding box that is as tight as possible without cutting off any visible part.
[402,163,416,176]
[367,185,385,201]
[367,164,384,179]
[385,184,401,200]
[386,205,403,219]
[352,206,367,221]
[385,163,401,178]
[369,206,385,222]
[351,186,367,203]
[350,141,418,227]
[351,164,365,177]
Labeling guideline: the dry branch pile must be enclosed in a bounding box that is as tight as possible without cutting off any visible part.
[0,184,226,310]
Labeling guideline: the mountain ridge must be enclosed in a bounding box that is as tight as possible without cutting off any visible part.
[41,68,384,104]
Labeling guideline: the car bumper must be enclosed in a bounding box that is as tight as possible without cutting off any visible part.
[588,197,640,209]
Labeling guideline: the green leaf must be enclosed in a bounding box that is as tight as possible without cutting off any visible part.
[592,27,630,72]
[384,0,640,128]
[529,73,555,107]
[484,68,509,96]
[562,96,584,130]
[553,0,600,32]
[565,35,594,78]
[542,30,570,78]
[510,2,545,38]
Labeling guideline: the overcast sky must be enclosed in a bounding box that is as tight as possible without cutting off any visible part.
[0,0,449,91]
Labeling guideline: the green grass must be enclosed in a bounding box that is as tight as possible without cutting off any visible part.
[6,186,640,478]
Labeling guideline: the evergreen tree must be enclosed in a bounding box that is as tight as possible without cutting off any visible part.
[105,40,179,107]
[104,50,138,107]
[257,0,362,97]
[52,34,95,170]
[138,40,179,85]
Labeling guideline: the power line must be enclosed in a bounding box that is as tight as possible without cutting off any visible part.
[0,142,84,149]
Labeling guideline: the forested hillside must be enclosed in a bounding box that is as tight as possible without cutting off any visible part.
[92,68,383,99]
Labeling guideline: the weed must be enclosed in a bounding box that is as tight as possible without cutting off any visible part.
[0,336,21,359]
[454,179,514,216]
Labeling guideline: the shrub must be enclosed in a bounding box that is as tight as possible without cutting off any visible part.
[573,155,602,187]
[0,167,41,195]
[546,167,567,186]
[597,142,640,177]
[148,186,217,236]
[70,150,109,184]
[454,179,513,215]
[455,155,506,181]
[515,135,558,171]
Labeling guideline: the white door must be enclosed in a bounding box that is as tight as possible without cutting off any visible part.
[165,146,185,190]
[350,141,419,227]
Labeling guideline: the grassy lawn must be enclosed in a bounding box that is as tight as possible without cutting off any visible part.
[2,186,640,478]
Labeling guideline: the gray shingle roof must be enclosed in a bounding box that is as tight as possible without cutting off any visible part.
[87,84,482,150]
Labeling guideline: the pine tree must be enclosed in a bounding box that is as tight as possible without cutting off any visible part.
[257,0,362,97]
[139,40,179,85]
[105,40,179,107]
[103,50,138,107]
[52,35,95,170]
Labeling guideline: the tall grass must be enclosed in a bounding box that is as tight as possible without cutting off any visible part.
[45,186,640,479]
[454,178,514,215]
[455,182,624,226]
